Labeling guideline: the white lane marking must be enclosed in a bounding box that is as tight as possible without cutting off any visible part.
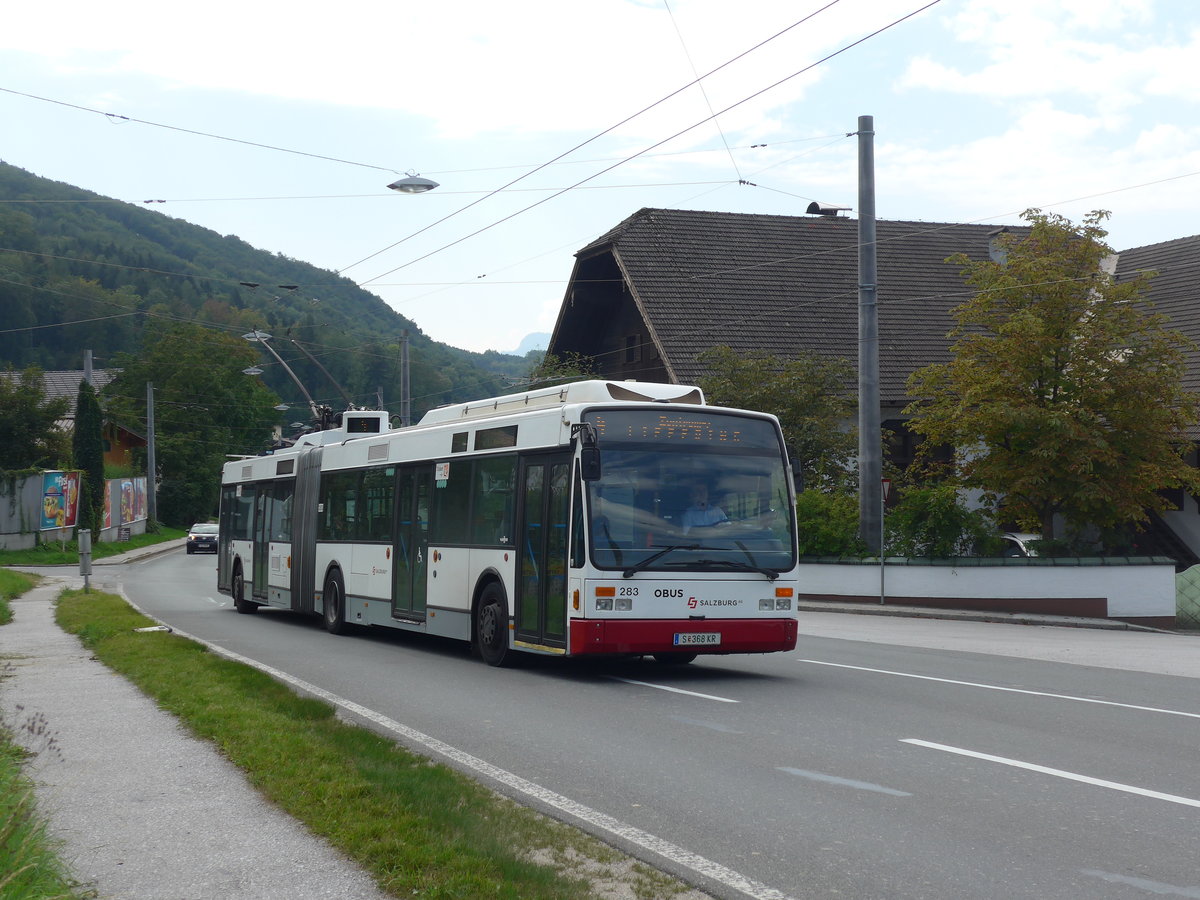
[120,594,789,900]
[670,715,744,734]
[801,659,1200,720]
[204,596,226,607]
[778,767,911,797]
[902,739,1200,809]
[1081,869,1200,898]
[606,676,739,703]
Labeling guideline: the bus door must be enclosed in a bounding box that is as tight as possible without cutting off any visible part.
[252,487,270,601]
[392,466,431,620]
[515,453,571,648]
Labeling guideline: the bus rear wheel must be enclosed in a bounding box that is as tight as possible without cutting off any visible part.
[323,570,348,635]
[475,583,511,667]
[232,565,257,615]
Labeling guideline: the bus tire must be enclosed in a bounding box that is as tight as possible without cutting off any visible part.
[475,582,511,667]
[653,652,697,665]
[232,564,257,615]
[323,570,349,635]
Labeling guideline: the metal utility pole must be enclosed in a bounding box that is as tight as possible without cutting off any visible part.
[400,330,412,427]
[146,382,157,527]
[857,115,882,553]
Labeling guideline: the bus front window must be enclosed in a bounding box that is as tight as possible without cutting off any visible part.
[584,411,795,574]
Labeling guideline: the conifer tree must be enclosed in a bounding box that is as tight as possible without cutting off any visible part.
[72,379,106,536]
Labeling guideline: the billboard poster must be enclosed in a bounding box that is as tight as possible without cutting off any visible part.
[41,471,81,531]
[120,480,135,525]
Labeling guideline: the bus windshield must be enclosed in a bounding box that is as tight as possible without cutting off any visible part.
[583,409,795,575]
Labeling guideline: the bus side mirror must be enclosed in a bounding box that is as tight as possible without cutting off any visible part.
[576,423,602,482]
[581,446,602,482]
[789,451,803,494]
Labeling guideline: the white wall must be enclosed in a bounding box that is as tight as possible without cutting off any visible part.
[798,559,1176,620]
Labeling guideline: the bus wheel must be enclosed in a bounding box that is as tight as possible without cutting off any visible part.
[475,583,511,667]
[323,570,348,635]
[232,565,256,615]
[653,652,697,665]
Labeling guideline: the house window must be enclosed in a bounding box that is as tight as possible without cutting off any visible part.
[624,335,641,363]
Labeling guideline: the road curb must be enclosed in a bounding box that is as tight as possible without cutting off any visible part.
[795,601,1188,635]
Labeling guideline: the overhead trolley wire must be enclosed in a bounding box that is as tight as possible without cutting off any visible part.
[335,0,846,278]
[352,0,942,287]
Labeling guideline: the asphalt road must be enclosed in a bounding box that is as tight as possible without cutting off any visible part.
[110,550,1200,900]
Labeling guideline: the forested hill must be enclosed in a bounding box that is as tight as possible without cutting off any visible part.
[0,161,534,415]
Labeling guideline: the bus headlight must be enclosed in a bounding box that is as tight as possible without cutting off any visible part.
[775,597,792,610]
[596,597,614,611]
[615,597,633,611]
[759,598,774,610]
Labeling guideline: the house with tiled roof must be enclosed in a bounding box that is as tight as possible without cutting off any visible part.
[548,207,1026,418]
[547,207,1200,562]
[0,366,145,470]
[1111,235,1200,559]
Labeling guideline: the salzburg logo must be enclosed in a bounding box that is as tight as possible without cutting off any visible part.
[687,597,698,609]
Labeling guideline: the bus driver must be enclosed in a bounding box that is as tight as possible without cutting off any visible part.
[681,483,728,533]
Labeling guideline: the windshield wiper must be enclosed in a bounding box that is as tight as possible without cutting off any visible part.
[691,558,779,581]
[622,544,699,578]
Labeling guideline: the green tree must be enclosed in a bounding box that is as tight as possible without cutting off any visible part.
[697,346,857,489]
[104,323,282,527]
[528,351,597,388]
[0,366,70,470]
[906,209,1200,543]
[72,379,106,534]
[884,484,997,557]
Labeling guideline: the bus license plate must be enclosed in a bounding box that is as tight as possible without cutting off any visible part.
[674,632,720,646]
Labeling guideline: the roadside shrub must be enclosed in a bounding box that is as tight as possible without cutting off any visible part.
[795,489,867,557]
[886,484,995,557]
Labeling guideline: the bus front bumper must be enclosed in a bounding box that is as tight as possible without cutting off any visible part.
[568,617,798,656]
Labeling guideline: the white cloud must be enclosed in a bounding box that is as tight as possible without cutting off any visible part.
[899,0,1184,109]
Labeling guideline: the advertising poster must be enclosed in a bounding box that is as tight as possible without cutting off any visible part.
[41,471,80,531]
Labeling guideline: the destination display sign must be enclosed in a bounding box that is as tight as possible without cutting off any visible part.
[584,410,780,449]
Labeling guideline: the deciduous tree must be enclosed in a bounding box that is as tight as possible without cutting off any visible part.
[697,346,857,489]
[104,323,282,526]
[0,366,69,470]
[906,209,1200,542]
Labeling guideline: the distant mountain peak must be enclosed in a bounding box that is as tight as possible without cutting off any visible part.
[501,332,550,357]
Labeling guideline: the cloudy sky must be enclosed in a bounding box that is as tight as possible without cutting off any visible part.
[3,0,1198,355]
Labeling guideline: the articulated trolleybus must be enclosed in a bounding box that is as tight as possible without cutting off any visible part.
[217,380,799,666]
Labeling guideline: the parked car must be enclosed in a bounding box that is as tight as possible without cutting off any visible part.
[186,523,219,554]
[1000,532,1040,558]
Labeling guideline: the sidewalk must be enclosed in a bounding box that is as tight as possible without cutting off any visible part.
[1,570,390,900]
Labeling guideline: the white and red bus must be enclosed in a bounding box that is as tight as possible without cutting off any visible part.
[217,380,799,665]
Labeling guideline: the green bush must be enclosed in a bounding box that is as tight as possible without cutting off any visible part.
[886,484,996,557]
[795,489,867,557]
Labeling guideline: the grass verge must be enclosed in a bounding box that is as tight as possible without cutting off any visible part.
[0,569,37,626]
[0,731,86,900]
[0,528,185,568]
[54,589,696,900]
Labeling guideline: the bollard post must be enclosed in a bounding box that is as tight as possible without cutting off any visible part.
[79,528,92,593]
